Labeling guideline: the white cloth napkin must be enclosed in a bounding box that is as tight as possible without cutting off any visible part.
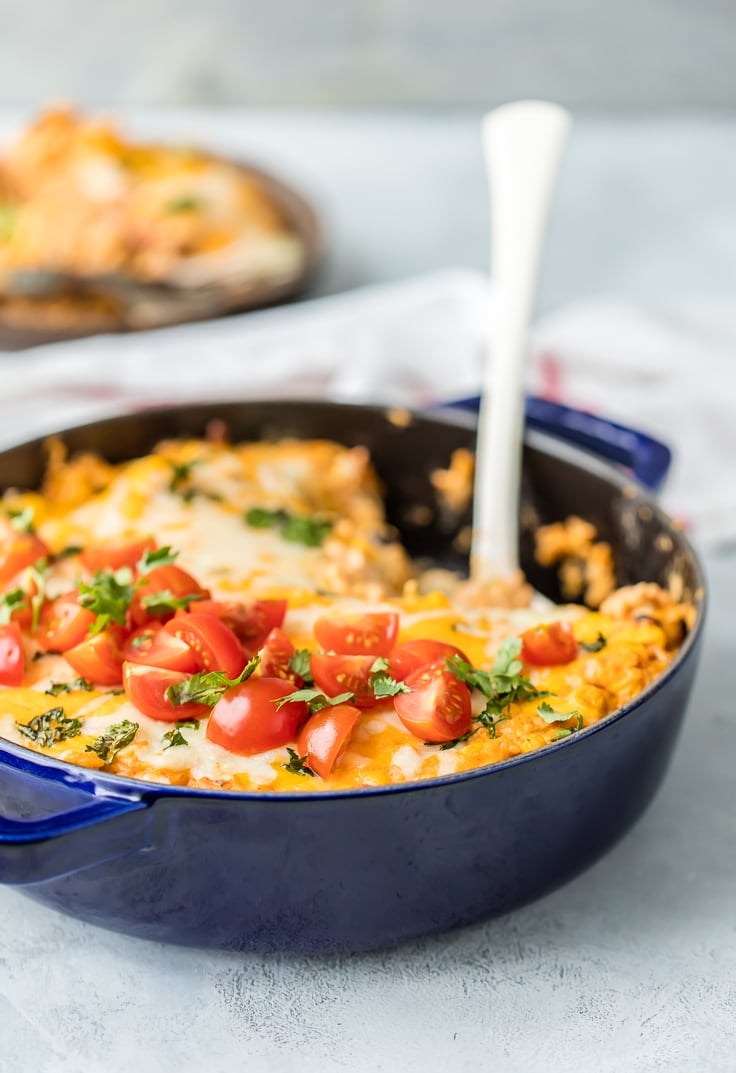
[0,268,732,548]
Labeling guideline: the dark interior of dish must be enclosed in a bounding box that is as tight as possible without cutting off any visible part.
[0,400,703,614]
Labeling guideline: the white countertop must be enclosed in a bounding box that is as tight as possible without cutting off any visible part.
[1,110,735,1073]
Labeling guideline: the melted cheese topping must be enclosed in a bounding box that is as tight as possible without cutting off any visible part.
[0,438,681,793]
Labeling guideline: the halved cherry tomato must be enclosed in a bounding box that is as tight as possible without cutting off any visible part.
[313,612,399,657]
[310,653,381,709]
[129,564,210,626]
[389,638,470,682]
[81,538,155,575]
[296,703,362,780]
[260,627,302,684]
[64,627,125,686]
[0,533,49,589]
[520,621,578,666]
[192,598,287,652]
[206,677,309,755]
[0,622,24,686]
[122,624,198,674]
[122,662,209,723]
[394,659,472,743]
[164,612,246,678]
[37,592,95,652]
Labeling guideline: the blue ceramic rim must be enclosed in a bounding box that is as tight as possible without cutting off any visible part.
[0,409,706,814]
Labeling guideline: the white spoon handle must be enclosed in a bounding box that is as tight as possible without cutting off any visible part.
[471,100,571,581]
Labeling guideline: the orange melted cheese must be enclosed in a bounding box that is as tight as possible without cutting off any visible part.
[0,439,680,792]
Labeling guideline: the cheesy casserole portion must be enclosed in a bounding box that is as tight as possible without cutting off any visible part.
[0,437,692,792]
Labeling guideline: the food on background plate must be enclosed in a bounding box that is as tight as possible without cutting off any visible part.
[0,107,308,332]
[0,435,694,792]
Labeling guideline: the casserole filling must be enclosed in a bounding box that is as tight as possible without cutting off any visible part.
[0,436,693,791]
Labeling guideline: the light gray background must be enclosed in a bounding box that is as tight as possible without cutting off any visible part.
[0,0,734,108]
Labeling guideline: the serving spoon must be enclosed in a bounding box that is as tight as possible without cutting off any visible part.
[470,101,571,583]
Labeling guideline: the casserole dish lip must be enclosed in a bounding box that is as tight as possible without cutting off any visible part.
[0,401,706,805]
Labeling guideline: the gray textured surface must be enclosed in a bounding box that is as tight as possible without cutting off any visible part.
[0,0,734,108]
[0,111,735,1072]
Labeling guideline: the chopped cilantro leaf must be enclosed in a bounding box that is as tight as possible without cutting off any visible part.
[282,747,316,777]
[52,544,83,561]
[0,587,26,626]
[162,720,199,749]
[166,196,201,214]
[537,701,583,731]
[244,507,332,547]
[579,633,607,653]
[16,707,82,747]
[137,545,178,574]
[274,688,354,713]
[45,677,94,696]
[447,640,549,740]
[168,461,199,494]
[85,720,139,764]
[78,567,135,633]
[166,656,260,707]
[140,589,203,616]
[6,506,35,532]
[369,657,409,698]
[289,648,313,684]
[244,507,289,529]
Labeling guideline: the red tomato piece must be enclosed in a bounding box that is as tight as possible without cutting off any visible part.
[193,598,287,652]
[164,612,246,678]
[206,677,309,756]
[313,612,399,657]
[0,533,49,589]
[310,653,381,709]
[0,622,24,686]
[394,659,472,743]
[122,662,209,723]
[81,538,155,574]
[122,624,199,674]
[64,628,125,686]
[520,621,578,666]
[296,703,362,780]
[37,593,96,652]
[129,564,210,626]
[260,627,302,685]
[389,638,470,682]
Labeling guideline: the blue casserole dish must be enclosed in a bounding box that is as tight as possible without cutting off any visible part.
[0,399,705,952]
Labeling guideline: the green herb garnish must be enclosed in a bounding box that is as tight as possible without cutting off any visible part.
[16,707,82,747]
[427,730,475,750]
[536,701,583,731]
[244,507,332,548]
[244,507,289,529]
[447,638,548,740]
[0,587,26,626]
[52,544,83,561]
[45,677,94,696]
[6,506,35,533]
[166,656,261,707]
[369,656,409,699]
[78,567,136,633]
[85,720,139,764]
[166,196,201,214]
[137,545,178,574]
[289,648,314,684]
[274,688,354,713]
[140,589,203,616]
[162,719,200,750]
[579,633,607,653]
[282,747,316,777]
[167,461,199,495]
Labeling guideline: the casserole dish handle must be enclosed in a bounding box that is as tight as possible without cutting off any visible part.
[442,395,672,492]
[0,746,150,885]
